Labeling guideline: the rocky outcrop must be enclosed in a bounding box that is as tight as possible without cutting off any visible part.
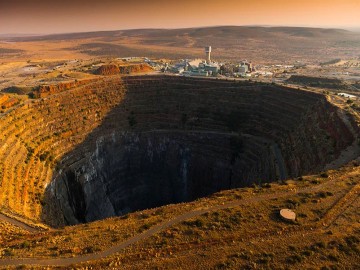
[118,64,152,74]
[0,95,19,109]
[281,99,355,176]
[94,64,153,76]
[0,77,126,222]
[32,79,96,98]
[2,86,33,95]
[94,64,120,76]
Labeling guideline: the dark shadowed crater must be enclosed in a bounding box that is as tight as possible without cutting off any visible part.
[43,76,355,226]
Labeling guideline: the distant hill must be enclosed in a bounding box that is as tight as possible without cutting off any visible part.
[10,26,355,42]
[3,26,360,63]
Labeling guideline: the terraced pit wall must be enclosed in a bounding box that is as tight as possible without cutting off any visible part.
[0,76,355,226]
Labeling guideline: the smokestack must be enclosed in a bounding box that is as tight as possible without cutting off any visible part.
[205,46,211,64]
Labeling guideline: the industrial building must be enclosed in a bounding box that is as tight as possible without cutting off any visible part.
[238,64,248,74]
[168,46,219,77]
[205,46,212,64]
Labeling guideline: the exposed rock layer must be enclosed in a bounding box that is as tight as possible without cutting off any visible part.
[0,75,355,226]
[94,64,120,76]
[44,76,356,226]
[95,64,152,76]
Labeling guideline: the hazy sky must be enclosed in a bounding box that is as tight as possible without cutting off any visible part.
[1,0,359,34]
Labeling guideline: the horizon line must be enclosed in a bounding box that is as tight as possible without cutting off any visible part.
[1,24,360,37]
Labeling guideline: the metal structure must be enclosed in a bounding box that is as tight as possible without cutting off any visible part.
[205,46,212,64]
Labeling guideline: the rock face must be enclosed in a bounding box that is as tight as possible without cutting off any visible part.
[118,64,152,74]
[95,64,153,76]
[33,79,95,98]
[0,95,19,109]
[52,131,286,224]
[94,64,120,76]
[43,76,357,226]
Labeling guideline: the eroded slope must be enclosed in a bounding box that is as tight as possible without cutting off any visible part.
[0,75,357,226]
[31,76,359,225]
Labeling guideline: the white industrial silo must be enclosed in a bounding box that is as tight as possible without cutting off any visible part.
[205,46,212,64]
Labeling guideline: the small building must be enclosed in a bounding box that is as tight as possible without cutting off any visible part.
[238,66,248,74]
[200,63,219,75]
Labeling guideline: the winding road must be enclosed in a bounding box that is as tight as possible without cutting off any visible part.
[0,213,39,233]
[1,174,357,267]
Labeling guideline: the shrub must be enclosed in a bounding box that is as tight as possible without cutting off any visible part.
[302,250,314,257]
[327,253,339,262]
[262,183,271,188]
[320,172,329,178]
[3,248,14,256]
[317,191,328,198]
[120,214,129,219]
[311,179,321,184]
[139,223,151,231]
[39,153,48,161]
[287,254,302,263]
[183,219,205,228]
[21,241,31,249]
[315,241,327,249]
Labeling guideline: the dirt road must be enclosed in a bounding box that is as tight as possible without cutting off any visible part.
[0,213,39,233]
[0,175,353,267]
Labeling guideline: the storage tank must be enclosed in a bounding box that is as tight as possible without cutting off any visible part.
[205,46,212,64]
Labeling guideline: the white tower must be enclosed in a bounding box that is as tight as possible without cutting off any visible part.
[205,46,212,64]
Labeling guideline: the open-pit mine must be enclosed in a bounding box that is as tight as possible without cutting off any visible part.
[0,75,356,228]
[0,69,359,269]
